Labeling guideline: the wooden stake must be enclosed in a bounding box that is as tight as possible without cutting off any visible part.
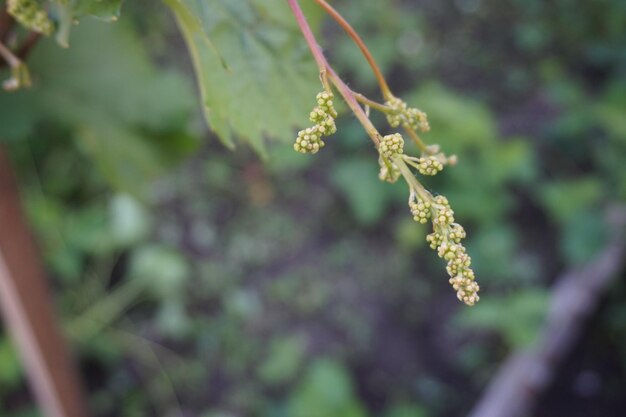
[0,146,89,417]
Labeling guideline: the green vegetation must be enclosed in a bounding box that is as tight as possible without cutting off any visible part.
[1,0,626,416]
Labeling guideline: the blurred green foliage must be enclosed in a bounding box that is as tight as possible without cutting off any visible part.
[1,1,626,416]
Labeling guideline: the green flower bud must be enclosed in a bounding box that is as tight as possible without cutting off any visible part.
[8,0,54,36]
[294,126,325,154]
[449,275,480,306]
[378,158,400,183]
[385,97,430,132]
[416,156,444,176]
[409,197,431,224]
[432,195,454,226]
[309,107,327,124]
[317,116,337,137]
[448,223,466,243]
[379,133,404,158]
[426,232,444,250]
[437,241,464,260]
[316,91,338,118]
[446,251,471,277]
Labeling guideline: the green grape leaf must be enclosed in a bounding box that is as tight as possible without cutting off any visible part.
[165,0,324,155]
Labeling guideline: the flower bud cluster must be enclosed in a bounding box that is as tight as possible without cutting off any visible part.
[416,156,444,176]
[432,195,454,226]
[426,196,479,306]
[378,157,400,183]
[385,97,430,132]
[294,126,325,154]
[379,133,404,158]
[409,194,431,224]
[8,0,54,35]
[314,91,338,119]
[294,91,337,154]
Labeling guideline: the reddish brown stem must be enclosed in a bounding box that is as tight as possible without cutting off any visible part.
[314,0,393,99]
[287,0,381,146]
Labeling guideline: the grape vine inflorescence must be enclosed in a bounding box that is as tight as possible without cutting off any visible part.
[294,91,337,154]
[290,0,480,306]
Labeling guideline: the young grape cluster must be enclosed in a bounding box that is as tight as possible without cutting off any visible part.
[385,97,430,132]
[378,133,404,158]
[7,0,54,35]
[421,197,479,305]
[294,91,337,154]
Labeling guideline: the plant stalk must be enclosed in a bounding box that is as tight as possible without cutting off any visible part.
[314,0,393,100]
[287,0,381,146]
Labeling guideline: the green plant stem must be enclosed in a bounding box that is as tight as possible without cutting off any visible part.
[395,156,431,202]
[287,0,381,146]
[352,92,391,113]
[314,0,393,100]
[404,127,429,153]
[312,0,434,153]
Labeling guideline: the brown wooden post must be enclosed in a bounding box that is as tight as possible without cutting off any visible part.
[0,146,89,417]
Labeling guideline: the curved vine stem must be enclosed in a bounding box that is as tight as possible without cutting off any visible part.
[287,0,381,146]
[313,0,393,100]
[352,91,390,113]
[312,0,435,153]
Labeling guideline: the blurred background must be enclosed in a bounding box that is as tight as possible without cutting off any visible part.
[1,0,626,416]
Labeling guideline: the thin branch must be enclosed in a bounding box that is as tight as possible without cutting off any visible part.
[404,126,428,153]
[314,0,392,99]
[352,91,390,113]
[287,0,381,146]
[468,206,626,417]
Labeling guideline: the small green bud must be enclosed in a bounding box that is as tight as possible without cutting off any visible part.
[409,197,431,224]
[449,275,480,306]
[378,158,400,183]
[379,133,404,158]
[448,223,466,243]
[8,0,54,36]
[416,156,444,176]
[316,91,338,118]
[432,195,454,226]
[385,97,430,132]
[317,116,337,136]
[294,126,325,154]
[426,232,444,250]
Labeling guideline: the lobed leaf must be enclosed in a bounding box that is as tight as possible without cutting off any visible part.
[166,0,324,155]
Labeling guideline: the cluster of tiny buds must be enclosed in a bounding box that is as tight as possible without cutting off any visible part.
[7,0,54,35]
[378,157,400,183]
[420,196,478,306]
[409,194,431,224]
[432,195,455,226]
[294,126,324,154]
[315,91,338,119]
[379,133,404,158]
[385,97,430,132]
[416,156,444,176]
[294,91,338,154]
